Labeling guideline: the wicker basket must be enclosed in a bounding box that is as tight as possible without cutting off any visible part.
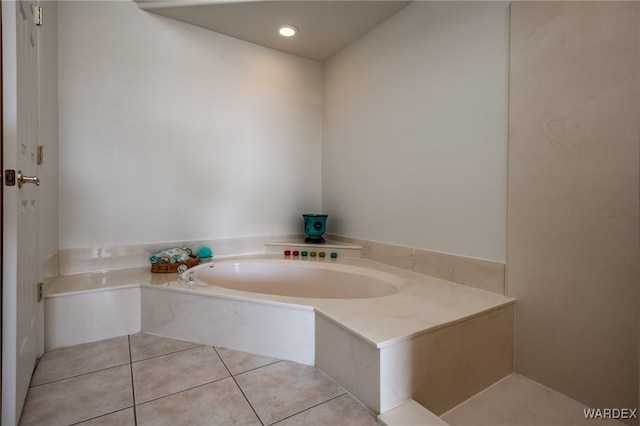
[150,255,199,273]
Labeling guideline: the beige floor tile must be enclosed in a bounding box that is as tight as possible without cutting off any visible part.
[132,345,229,403]
[136,377,261,426]
[235,361,345,425]
[216,346,280,375]
[31,336,130,386]
[129,332,201,362]
[76,408,136,426]
[441,374,624,426]
[19,365,133,426]
[275,394,378,426]
[378,400,449,426]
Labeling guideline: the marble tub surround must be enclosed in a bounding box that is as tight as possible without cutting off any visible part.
[143,255,514,349]
[326,234,505,295]
[44,267,150,350]
[316,304,514,414]
[391,304,514,415]
[265,239,363,258]
[45,287,141,350]
[46,254,513,350]
[46,266,151,295]
[44,250,60,286]
[59,234,304,275]
[141,285,317,365]
[43,251,61,309]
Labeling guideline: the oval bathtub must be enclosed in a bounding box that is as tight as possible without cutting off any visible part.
[194,259,402,299]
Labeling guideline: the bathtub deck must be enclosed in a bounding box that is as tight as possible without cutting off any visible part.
[46,254,513,349]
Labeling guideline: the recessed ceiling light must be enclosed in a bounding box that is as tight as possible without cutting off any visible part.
[278,25,298,37]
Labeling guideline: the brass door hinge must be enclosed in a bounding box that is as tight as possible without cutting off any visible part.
[38,282,43,302]
[34,6,43,26]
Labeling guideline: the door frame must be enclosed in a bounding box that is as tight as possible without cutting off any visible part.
[0,2,4,419]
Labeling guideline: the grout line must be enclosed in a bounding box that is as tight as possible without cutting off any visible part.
[231,360,282,377]
[134,375,233,407]
[213,346,265,426]
[268,392,347,425]
[68,406,134,426]
[29,363,131,388]
[131,344,205,364]
[128,335,138,426]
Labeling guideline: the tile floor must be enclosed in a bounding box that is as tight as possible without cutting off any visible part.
[19,333,379,426]
[20,333,628,426]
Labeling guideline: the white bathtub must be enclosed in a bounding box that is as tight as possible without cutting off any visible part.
[194,259,402,299]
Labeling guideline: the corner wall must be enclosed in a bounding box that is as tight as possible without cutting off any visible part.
[508,2,639,417]
[58,1,323,249]
[322,1,510,263]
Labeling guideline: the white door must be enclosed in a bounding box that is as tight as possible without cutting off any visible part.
[2,1,43,424]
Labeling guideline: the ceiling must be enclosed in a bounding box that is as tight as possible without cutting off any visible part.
[134,1,412,62]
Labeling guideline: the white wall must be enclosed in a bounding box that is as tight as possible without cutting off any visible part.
[58,1,323,249]
[323,2,509,262]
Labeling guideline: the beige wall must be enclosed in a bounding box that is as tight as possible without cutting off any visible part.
[58,1,322,249]
[323,1,510,263]
[508,1,639,417]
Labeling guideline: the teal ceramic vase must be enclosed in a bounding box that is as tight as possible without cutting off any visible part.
[303,214,328,244]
